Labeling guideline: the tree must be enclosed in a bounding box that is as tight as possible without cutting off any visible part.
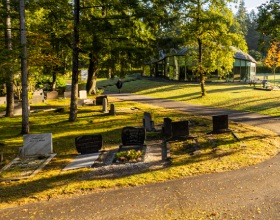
[4,0,14,117]
[257,0,280,53]
[19,0,29,134]
[264,41,280,85]
[180,0,247,96]
[235,0,248,35]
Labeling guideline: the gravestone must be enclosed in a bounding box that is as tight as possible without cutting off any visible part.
[96,95,107,105]
[75,134,103,154]
[19,133,53,158]
[0,96,6,104]
[102,98,108,113]
[79,90,87,99]
[121,126,146,146]
[163,117,172,136]
[171,121,189,138]
[212,115,229,133]
[109,103,116,115]
[46,91,58,100]
[31,89,44,104]
[64,91,71,98]
[143,112,154,131]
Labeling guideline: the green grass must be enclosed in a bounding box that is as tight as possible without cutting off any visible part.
[102,73,280,116]
[0,76,280,209]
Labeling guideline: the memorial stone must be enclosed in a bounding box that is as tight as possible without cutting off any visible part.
[64,91,71,98]
[96,95,107,105]
[31,89,44,104]
[75,134,103,154]
[163,118,172,136]
[121,126,146,146]
[102,98,108,113]
[21,133,53,158]
[46,91,58,100]
[0,96,6,104]
[171,121,189,138]
[109,103,116,115]
[143,112,154,131]
[79,90,87,99]
[212,115,229,133]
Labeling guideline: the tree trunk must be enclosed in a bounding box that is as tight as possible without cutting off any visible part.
[5,0,14,117]
[86,53,98,95]
[52,71,57,91]
[69,0,79,122]
[19,0,29,134]
[198,38,206,96]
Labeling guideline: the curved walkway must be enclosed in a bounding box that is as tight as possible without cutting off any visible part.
[1,93,280,220]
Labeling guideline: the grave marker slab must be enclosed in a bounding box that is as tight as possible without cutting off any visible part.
[46,91,58,100]
[163,118,172,136]
[121,126,146,146]
[79,90,87,99]
[62,153,100,171]
[171,121,189,138]
[102,98,108,113]
[0,96,6,104]
[31,89,44,104]
[21,133,53,157]
[75,134,103,154]
[64,91,71,98]
[96,95,107,105]
[109,103,116,115]
[212,115,229,133]
[143,112,154,131]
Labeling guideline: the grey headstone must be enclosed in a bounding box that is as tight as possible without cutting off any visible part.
[109,104,116,115]
[102,98,108,113]
[46,91,58,100]
[212,115,229,133]
[163,118,172,136]
[31,90,44,104]
[171,121,189,138]
[64,91,71,98]
[79,90,87,99]
[143,112,154,131]
[0,96,6,104]
[22,133,53,157]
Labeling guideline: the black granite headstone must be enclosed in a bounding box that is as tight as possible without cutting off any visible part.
[121,126,146,146]
[212,115,229,133]
[163,118,172,136]
[75,134,103,154]
[96,95,108,105]
[171,120,189,138]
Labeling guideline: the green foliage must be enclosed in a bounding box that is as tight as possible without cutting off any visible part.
[35,75,66,90]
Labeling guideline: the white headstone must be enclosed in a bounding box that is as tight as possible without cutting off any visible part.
[0,96,6,104]
[22,133,53,157]
[79,90,87,99]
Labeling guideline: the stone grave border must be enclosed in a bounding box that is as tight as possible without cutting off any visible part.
[0,153,56,181]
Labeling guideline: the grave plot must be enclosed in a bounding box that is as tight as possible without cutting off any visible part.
[0,133,56,181]
[114,126,147,163]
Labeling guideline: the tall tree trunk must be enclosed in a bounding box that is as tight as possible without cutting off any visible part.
[5,0,14,117]
[19,0,29,134]
[69,0,79,122]
[86,53,98,95]
[198,38,206,96]
[52,71,57,91]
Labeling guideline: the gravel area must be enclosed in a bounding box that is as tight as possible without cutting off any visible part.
[80,140,170,179]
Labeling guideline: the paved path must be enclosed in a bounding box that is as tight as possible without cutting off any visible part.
[1,93,280,220]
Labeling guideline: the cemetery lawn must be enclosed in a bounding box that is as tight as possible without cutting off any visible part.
[0,80,279,209]
[104,75,280,116]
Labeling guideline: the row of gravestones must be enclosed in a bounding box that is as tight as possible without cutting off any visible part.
[30,89,89,104]
[143,112,230,139]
